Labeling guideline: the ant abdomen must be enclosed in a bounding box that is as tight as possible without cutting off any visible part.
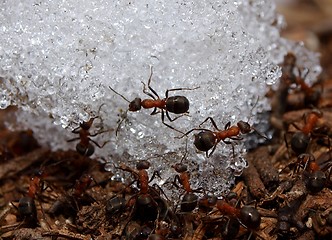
[180,192,198,212]
[166,96,189,114]
[290,132,310,154]
[194,131,216,152]
[239,205,261,230]
[76,142,94,157]
[18,196,38,227]
[304,170,326,193]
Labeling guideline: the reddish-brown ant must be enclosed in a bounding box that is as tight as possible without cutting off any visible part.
[285,153,327,193]
[68,116,109,156]
[180,116,267,157]
[171,162,199,212]
[288,109,323,154]
[17,168,48,227]
[109,67,198,134]
[215,199,261,239]
[297,154,327,193]
[118,160,163,222]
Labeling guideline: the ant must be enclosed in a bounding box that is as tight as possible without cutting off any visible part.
[180,116,267,157]
[280,52,321,107]
[68,116,110,156]
[109,66,198,134]
[215,199,261,240]
[17,168,48,227]
[118,160,163,222]
[297,154,327,193]
[171,162,199,212]
[288,109,323,154]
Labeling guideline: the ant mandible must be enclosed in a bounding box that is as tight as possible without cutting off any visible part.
[109,66,198,134]
[68,116,109,156]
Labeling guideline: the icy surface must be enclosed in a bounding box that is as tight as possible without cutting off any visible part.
[0,0,321,195]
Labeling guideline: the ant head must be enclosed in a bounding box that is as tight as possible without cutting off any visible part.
[80,118,96,130]
[136,160,150,170]
[237,121,251,134]
[290,132,310,154]
[172,163,187,173]
[129,98,142,111]
[194,131,216,152]
[239,206,261,229]
[76,143,95,156]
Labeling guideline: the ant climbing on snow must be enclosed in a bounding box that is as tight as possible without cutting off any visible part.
[109,66,199,134]
[180,116,267,157]
[68,115,110,156]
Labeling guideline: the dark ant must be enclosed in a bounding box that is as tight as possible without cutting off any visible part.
[297,154,327,193]
[109,66,198,134]
[180,116,267,157]
[280,52,321,107]
[215,199,261,239]
[68,116,109,156]
[288,109,323,155]
[72,173,93,198]
[285,153,327,193]
[118,160,162,222]
[171,162,201,213]
[17,169,48,227]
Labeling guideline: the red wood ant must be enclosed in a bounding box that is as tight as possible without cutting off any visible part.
[68,116,109,156]
[109,67,198,134]
[180,116,267,157]
[296,154,327,193]
[172,163,199,212]
[118,160,162,222]
[17,169,48,227]
[288,109,323,154]
[215,199,261,239]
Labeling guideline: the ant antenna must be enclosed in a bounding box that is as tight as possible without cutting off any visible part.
[109,86,131,103]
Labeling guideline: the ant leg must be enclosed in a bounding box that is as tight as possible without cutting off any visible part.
[165,86,200,98]
[150,107,160,115]
[207,144,218,158]
[165,110,185,122]
[149,171,162,183]
[142,66,160,99]
[160,110,185,134]
[176,128,211,139]
[199,117,220,130]
[90,128,113,137]
[67,137,80,143]
[172,175,182,189]
[89,139,109,149]
[71,127,81,134]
